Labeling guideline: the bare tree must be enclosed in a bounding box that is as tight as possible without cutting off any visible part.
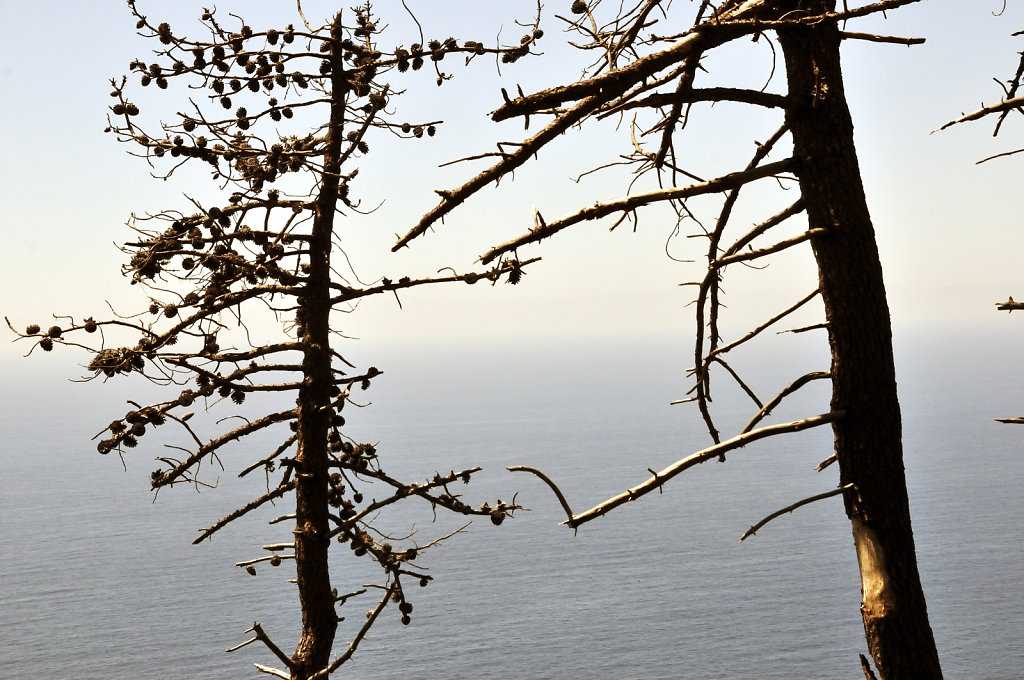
[7,3,541,678]
[396,1,942,677]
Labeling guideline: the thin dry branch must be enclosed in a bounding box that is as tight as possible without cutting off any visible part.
[479,158,794,263]
[713,228,825,268]
[227,622,296,673]
[838,31,924,45]
[563,411,842,528]
[708,290,820,360]
[507,466,575,518]
[606,87,787,116]
[156,408,297,487]
[739,483,854,541]
[195,480,297,543]
[742,371,830,433]
[938,96,1024,131]
[720,199,805,259]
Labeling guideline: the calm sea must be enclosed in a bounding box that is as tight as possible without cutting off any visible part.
[1,327,1022,679]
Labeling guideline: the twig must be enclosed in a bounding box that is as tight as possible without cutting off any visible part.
[709,289,820,360]
[711,356,763,409]
[508,466,575,523]
[936,95,1024,131]
[740,483,854,541]
[713,228,825,269]
[780,322,828,334]
[741,371,830,433]
[977,147,1024,164]
[815,453,838,471]
[227,622,296,673]
[719,199,806,259]
[839,31,924,45]
[566,411,843,528]
[479,158,795,264]
[194,480,296,543]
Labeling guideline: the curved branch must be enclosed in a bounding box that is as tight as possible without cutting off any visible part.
[566,411,843,528]
[507,465,575,522]
[739,483,854,541]
[742,371,831,433]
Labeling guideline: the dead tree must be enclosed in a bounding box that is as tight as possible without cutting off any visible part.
[396,1,941,678]
[7,2,540,678]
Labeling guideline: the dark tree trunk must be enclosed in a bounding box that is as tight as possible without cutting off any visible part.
[777,5,943,678]
[290,13,346,679]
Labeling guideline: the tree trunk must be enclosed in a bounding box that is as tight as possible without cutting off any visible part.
[291,13,346,679]
[776,5,943,678]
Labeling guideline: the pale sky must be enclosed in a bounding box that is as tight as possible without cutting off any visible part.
[2,0,1023,363]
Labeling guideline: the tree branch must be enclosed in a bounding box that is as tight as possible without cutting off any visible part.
[739,483,854,541]
[479,158,794,264]
[742,371,831,433]
[226,622,296,672]
[507,466,576,522]
[937,96,1024,131]
[566,411,843,528]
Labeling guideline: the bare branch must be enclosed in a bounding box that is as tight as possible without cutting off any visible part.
[480,158,795,264]
[709,290,820,360]
[839,31,924,46]
[194,480,297,544]
[739,483,854,541]
[508,466,575,523]
[227,622,296,672]
[713,228,825,268]
[742,371,830,433]
[566,411,843,528]
[937,96,1024,132]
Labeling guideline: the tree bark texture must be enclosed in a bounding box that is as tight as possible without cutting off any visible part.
[291,13,345,679]
[776,5,943,678]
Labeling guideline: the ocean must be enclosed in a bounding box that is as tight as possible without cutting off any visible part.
[1,327,1022,679]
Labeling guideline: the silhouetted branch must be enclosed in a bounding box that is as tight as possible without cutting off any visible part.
[708,290,820,360]
[479,158,794,263]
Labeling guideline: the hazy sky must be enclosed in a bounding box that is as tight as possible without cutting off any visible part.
[2,0,1023,364]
